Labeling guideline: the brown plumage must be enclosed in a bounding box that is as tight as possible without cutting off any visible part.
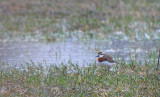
[98,57,104,62]
[103,53,115,63]
[96,52,115,63]
[96,52,117,71]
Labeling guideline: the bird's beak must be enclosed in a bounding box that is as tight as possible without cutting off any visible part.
[96,55,98,57]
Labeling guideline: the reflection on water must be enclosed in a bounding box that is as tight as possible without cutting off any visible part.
[0,40,159,68]
[0,41,96,67]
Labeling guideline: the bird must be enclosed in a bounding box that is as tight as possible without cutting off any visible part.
[96,51,117,71]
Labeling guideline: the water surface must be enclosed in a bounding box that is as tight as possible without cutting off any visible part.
[0,39,159,68]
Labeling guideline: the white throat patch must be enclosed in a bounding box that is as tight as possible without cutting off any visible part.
[99,54,104,58]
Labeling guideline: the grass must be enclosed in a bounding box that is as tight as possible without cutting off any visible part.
[0,0,160,41]
[0,0,160,96]
[0,58,159,96]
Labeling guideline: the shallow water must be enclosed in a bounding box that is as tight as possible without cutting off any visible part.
[0,39,159,68]
[0,41,96,67]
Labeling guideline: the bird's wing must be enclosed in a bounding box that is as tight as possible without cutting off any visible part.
[103,53,115,63]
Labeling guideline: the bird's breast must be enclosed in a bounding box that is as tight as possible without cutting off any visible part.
[98,57,104,62]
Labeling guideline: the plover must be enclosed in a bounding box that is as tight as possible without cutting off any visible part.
[96,51,117,71]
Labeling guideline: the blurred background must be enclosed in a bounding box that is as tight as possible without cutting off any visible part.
[0,0,160,66]
[0,0,160,41]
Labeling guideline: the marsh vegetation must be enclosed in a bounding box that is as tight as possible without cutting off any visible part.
[0,0,160,96]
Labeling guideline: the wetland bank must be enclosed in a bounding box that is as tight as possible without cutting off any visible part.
[0,0,160,96]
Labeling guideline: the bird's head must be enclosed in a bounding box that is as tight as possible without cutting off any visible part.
[96,51,103,58]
